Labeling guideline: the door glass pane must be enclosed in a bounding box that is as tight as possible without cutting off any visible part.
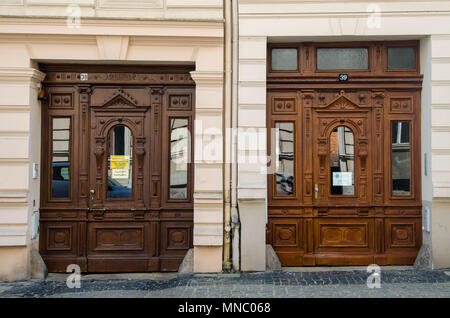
[317,48,368,70]
[107,125,133,199]
[275,122,295,196]
[170,118,189,199]
[330,126,355,195]
[272,49,298,71]
[388,47,415,69]
[51,118,71,199]
[392,121,411,196]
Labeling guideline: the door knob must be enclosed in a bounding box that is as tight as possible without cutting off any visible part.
[314,184,319,199]
[90,189,95,194]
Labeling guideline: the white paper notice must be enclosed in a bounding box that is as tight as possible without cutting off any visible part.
[332,172,353,186]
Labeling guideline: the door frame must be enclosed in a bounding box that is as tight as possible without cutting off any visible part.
[38,64,196,272]
[266,41,423,266]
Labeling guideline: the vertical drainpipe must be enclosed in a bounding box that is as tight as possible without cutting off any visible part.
[223,0,233,271]
[231,0,241,272]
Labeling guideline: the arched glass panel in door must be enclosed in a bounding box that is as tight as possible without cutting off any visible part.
[330,126,355,195]
[107,125,133,199]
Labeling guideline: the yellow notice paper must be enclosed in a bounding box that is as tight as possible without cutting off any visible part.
[110,156,130,170]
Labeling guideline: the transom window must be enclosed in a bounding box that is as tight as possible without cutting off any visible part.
[268,41,419,74]
[271,48,298,71]
[317,48,368,70]
[388,47,416,70]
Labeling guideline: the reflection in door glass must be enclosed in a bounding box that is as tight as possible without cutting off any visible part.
[330,126,355,195]
[52,118,71,199]
[275,122,295,196]
[107,125,133,199]
[170,118,189,199]
[392,121,411,196]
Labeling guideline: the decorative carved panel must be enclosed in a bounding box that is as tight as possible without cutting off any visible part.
[169,94,192,110]
[390,97,413,113]
[386,220,418,249]
[49,93,73,109]
[166,227,190,250]
[273,98,297,114]
[92,225,145,252]
[273,223,298,247]
[318,223,368,248]
[90,87,150,108]
[44,71,194,85]
[47,226,72,251]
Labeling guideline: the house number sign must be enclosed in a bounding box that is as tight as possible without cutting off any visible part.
[80,73,88,81]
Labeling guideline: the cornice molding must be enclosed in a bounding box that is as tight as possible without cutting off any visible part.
[0,34,223,48]
[0,17,224,44]
[0,16,224,28]
[0,67,46,83]
[190,71,224,86]
[130,36,223,47]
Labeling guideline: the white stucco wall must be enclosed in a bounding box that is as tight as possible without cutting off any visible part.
[0,6,225,280]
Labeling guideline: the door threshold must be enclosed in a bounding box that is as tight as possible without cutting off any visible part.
[46,272,178,281]
[282,266,414,272]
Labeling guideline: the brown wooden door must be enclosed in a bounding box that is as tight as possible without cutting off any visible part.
[86,87,153,272]
[266,41,423,266]
[39,65,195,272]
[310,90,376,265]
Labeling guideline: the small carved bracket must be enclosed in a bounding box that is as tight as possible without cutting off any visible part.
[90,208,106,220]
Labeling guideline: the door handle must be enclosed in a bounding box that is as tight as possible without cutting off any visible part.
[314,184,319,199]
[90,189,95,194]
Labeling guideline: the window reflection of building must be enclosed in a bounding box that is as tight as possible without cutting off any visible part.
[170,118,189,199]
[51,118,71,198]
[276,122,294,195]
[330,126,355,195]
[107,125,133,199]
[392,122,411,196]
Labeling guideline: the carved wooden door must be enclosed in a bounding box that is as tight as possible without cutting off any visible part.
[267,87,422,266]
[313,90,371,206]
[39,65,195,273]
[266,41,423,266]
[311,90,375,263]
[87,87,152,272]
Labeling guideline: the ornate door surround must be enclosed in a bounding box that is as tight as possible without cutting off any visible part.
[267,41,423,266]
[39,65,195,272]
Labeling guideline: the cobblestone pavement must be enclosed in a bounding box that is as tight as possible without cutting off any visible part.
[0,269,449,298]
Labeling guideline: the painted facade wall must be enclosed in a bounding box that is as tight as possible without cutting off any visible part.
[237,0,450,270]
[1,0,449,281]
[0,2,224,281]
